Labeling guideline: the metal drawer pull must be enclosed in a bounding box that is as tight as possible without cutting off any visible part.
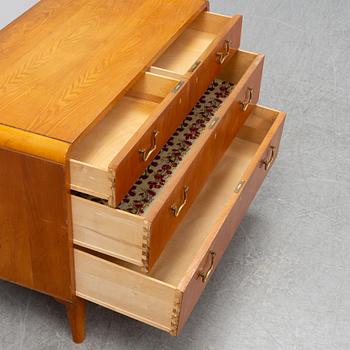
[234,180,246,193]
[216,40,231,64]
[139,130,159,162]
[199,251,216,283]
[262,146,275,171]
[171,185,189,217]
[240,87,254,112]
[172,80,185,93]
[189,60,201,72]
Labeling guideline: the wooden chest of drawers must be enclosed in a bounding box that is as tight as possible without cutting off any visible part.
[0,0,286,343]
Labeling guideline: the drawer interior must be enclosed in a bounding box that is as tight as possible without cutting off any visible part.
[137,106,279,283]
[152,12,233,75]
[70,50,257,201]
[70,72,180,175]
[75,106,281,332]
[72,49,263,268]
[218,49,259,82]
[117,50,259,215]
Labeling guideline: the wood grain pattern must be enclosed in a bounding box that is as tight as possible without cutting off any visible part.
[152,13,243,110]
[74,249,177,332]
[70,12,242,207]
[176,106,286,334]
[71,72,189,207]
[0,146,74,301]
[146,51,264,269]
[187,14,243,109]
[0,0,207,143]
[73,106,286,335]
[71,50,264,271]
[0,124,69,163]
[72,196,147,267]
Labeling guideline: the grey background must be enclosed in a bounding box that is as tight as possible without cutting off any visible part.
[1,1,349,349]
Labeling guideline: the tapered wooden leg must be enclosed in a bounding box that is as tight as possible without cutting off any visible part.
[66,297,86,343]
[56,297,86,343]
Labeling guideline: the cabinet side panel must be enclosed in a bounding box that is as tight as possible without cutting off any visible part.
[0,148,73,301]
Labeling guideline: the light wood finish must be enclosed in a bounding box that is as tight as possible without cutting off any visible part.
[0,0,207,144]
[74,106,287,335]
[0,146,73,301]
[70,72,189,206]
[176,106,286,333]
[72,50,264,271]
[70,12,243,207]
[0,1,210,344]
[0,124,69,163]
[151,12,243,111]
[72,196,148,267]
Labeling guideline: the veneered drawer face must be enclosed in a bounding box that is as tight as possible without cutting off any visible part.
[72,50,265,272]
[151,12,243,110]
[74,105,286,336]
[70,72,188,207]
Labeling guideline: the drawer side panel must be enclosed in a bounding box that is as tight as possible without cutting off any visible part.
[147,55,264,270]
[177,110,286,334]
[75,249,177,332]
[72,196,146,267]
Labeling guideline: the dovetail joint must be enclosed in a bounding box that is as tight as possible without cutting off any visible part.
[108,169,117,208]
[170,290,183,336]
[141,223,151,273]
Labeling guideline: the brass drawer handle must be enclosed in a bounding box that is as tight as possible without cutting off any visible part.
[199,251,216,283]
[240,87,253,112]
[171,185,189,217]
[139,130,159,162]
[216,40,231,64]
[262,146,275,171]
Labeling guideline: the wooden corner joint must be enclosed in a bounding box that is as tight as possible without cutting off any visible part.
[141,222,151,272]
[170,290,183,336]
[108,169,117,208]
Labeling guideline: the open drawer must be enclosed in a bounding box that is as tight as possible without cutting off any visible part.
[74,105,287,336]
[151,12,243,110]
[70,72,188,207]
[72,50,265,271]
[70,11,242,209]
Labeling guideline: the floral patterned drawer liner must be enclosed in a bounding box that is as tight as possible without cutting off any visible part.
[75,79,235,214]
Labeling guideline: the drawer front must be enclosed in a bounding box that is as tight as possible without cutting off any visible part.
[147,54,264,269]
[111,81,189,206]
[188,16,242,109]
[176,108,286,333]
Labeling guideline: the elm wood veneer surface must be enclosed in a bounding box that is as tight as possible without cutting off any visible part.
[0,0,210,338]
[70,72,189,206]
[71,50,264,271]
[147,51,264,269]
[0,134,73,301]
[177,106,286,333]
[151,12,243,112]
[0,0,207,145]
[74,106,286,335]
[70,12,242,207]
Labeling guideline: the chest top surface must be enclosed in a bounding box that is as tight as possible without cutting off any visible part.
[0,0,206,143]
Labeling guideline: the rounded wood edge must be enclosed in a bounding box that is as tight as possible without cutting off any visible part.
[0,124,70,163]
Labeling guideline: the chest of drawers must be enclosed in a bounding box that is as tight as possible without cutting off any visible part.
[0,0,286,343]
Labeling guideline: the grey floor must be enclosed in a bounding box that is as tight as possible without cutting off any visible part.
[1,0,350,349]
